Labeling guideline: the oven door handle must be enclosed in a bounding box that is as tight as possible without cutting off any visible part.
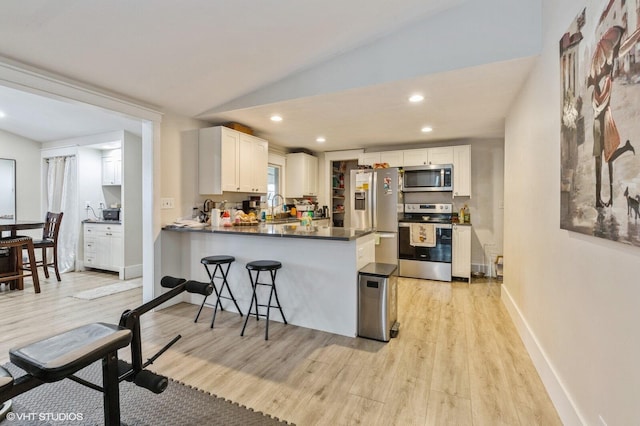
[399,222,452,229]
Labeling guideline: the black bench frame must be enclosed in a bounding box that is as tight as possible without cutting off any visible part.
[0,276,200,425]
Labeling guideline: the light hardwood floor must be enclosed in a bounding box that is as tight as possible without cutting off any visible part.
[0,272,561,425]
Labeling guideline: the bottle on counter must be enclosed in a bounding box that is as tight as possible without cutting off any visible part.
[459,207,465,224]
[464,204,470,224]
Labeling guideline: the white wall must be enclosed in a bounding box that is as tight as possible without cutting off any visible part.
[503,1,640,424]
[0,129,41,220]
[159,113,210,226]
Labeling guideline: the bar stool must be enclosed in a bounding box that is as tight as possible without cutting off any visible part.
[241,260,287,340]
[199,255,243,328]
[0,236,40,293]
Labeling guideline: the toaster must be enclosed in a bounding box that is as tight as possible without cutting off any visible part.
[102,208,121,221]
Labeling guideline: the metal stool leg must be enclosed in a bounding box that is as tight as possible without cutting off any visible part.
[219,262,244,315]
[269,269,287,324]
[240,269,259,336]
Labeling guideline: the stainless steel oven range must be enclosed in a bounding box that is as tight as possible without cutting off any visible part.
[398,203,452,282]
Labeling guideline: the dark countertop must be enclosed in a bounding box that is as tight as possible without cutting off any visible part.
[262,216,330,224]
[82,219,122,225]
[163,223,372,241]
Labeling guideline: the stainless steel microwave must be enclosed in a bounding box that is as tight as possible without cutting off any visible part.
[402,164,453,192]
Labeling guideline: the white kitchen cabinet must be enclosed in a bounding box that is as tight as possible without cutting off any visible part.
[239,134,268,193]
[84,223,123,273]
[379,150,404,167]
[402,147,453,167]
[286,152,318,197]
[358,152,381,167]
[453,145,471,197]
[199,126,268,194]
[402,146,453,167]
[428,146,454,165]
[402,149,429,166]
[102,156,121,186]
[452,224,471,280]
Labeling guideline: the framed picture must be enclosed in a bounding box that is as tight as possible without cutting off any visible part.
[560,0,640,246]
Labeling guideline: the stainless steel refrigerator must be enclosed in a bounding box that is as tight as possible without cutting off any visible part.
[350,168,401,265]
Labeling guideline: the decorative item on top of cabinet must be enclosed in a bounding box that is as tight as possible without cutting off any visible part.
[453,145,471,197]
[285,152,318,198]
[198,126,268,194]
[452,223,471,280]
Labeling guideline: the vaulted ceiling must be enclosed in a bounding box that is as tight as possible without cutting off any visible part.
[0,0,541,150]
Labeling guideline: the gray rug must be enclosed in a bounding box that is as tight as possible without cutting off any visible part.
[1,363,291,425]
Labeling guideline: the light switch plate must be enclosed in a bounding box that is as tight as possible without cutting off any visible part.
[161,198,174,209]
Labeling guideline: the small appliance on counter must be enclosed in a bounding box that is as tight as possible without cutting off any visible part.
[102,208,121,221]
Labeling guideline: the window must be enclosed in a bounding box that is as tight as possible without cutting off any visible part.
[267,165,280,200]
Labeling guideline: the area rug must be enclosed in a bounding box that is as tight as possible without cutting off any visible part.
[71,281,142,300]
[1,362,292,425]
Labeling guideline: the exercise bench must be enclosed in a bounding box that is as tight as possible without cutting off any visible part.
[0,276,213,425]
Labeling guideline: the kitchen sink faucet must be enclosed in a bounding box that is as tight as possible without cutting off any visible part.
[270,193,285,219]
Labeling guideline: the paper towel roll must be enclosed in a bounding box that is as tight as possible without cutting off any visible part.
[210,208,221,227]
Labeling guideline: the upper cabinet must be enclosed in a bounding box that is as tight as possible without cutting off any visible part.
[379,150,404,167]
[102,150,122,186]
[427,147,454,165]
[403,147,453,166]
[239,133,268,193]
[453,145,471,197]
[286,152,318,197]
[358,152,381,167]
[359,150,409,167]
[199,126,268,194]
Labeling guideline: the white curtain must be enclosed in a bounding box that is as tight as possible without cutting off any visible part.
[45,156,78,273]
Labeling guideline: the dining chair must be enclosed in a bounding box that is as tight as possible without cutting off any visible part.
[0,236,40,293]
[31,212,64,282]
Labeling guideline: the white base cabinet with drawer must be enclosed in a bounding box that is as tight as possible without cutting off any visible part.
[84,223,123,274]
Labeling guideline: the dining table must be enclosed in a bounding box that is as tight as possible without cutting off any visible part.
[0,219,45,290]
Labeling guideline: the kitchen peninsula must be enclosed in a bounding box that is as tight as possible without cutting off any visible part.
[161,224,375,337]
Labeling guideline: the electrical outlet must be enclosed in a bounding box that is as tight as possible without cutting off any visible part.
[161,198,174,209]
[85,201,91,209]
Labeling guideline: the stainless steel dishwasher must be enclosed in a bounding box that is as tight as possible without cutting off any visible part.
[358,262,398,342]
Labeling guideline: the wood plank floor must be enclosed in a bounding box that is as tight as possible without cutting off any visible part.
[0,272,561,425]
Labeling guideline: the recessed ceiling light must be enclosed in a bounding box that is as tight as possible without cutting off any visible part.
[316,137,326,143]
[409,94,424,103]
[270,115,283,122]
[421,126,433,133]
[0,111,5,118]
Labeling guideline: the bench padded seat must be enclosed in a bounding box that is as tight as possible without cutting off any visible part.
[0,366,13,392]
[9,323,132,382]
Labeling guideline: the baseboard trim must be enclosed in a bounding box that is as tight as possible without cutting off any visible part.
[501,284,585,425]
[123,264,143,280]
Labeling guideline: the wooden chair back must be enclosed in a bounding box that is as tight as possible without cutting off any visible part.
[42,212,64,242]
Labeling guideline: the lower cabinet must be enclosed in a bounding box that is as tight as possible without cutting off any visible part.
[452,224,471,280]
[84,223,123,273]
